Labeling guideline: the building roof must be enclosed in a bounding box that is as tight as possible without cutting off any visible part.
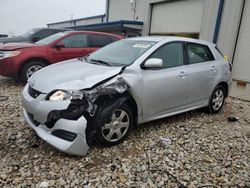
[47,14,106,26]
[69,20,143,35]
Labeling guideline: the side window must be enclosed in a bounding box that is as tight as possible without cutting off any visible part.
[34,30,54,40]
[62,34,87,48]
[150,43,184,68]
[89,34,112,47]
[187,43,215,64]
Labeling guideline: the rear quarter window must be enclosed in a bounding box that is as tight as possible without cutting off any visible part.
[187,43,215,64]
[88,34,114,47]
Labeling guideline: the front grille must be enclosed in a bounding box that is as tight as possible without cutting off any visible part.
[52,130,77,142]
[28,86,42,98]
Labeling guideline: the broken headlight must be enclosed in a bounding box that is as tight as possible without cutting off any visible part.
[47,90,83,101]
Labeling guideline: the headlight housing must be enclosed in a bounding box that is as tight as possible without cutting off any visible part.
[0,51,21,60]
[48,90,83,101]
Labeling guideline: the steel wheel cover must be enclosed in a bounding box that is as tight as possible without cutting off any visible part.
[26,65,43,79]
[102,109,130,142]
[212,89,224,111]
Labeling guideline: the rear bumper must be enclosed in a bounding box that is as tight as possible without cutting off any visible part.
[22,85,89,156]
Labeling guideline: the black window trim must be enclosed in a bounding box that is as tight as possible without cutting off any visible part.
[215,46,224,57]
[185,42,215,65]
[140,41,186,70]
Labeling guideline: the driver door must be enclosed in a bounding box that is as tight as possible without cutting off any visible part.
[141,42,188,121]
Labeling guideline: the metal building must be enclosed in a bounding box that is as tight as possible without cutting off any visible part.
[48,0,250,84]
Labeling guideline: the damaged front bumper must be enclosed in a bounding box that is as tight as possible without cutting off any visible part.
[21,76,129,156]
[22,85,89,156]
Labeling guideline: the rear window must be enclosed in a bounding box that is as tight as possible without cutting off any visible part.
[88,34,116,48]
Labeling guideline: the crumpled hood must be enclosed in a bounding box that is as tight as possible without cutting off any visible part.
[0,42,35,50]
[28,59,123,93]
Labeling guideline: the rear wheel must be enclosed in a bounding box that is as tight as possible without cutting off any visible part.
[20,60,46,82]
[93,103,133,147]
[206,85,226,113]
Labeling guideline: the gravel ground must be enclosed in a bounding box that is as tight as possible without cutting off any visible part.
[0,77,249,188]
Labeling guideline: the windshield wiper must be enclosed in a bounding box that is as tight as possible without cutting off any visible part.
[90,59,111,66]
[79,56,88,62]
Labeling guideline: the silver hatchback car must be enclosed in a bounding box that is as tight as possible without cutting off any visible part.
[22,37,232,156]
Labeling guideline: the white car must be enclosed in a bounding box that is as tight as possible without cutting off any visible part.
[22,37,232,156]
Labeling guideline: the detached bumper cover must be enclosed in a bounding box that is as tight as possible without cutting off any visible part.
[22,85,89,156]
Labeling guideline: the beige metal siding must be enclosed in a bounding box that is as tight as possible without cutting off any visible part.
[48,22,74,28]
[108,0,134,21]
[150,0,205,35]
[199,0,220,41]
[75,17,103,26]
[217,0,244,59]
[232,0,250,82]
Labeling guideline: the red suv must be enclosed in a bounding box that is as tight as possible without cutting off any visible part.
[0,31,123,82]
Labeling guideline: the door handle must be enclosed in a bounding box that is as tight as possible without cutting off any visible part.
[211,66,217,71]
[179,71,187,78]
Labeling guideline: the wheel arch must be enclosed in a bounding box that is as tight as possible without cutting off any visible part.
[18,57,50,77]
[94,92,138,126]
[217,81,229,97]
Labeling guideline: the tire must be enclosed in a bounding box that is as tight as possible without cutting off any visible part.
[20,60,46,82]
[93,103,133,147]
[206,85,226,113]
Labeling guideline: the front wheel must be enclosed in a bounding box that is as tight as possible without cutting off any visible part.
[206,85,226,113]
[94,103,133,147]
[20,61,46,82]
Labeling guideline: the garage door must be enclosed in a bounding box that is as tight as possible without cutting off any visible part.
[150,0,205,37]
[232,0,250,82]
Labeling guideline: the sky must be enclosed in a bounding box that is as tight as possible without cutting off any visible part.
[0,0,106,36]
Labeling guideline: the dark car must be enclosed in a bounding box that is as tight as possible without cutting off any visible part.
[0,31,123,82]
[0,28,66,44]
[0,34,8,38]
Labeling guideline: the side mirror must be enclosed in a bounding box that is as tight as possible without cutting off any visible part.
[54,42,65,48]
[142,58,163,69]
[32,36,40,42]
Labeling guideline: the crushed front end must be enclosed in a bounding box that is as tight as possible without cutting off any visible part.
[21,76,128,156]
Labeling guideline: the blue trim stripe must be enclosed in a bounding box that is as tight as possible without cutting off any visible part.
[213,0,225,43]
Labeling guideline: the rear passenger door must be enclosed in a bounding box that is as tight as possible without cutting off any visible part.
[185,42,218,105]
[88,34,116,52]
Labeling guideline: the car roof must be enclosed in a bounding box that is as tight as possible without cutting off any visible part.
[127,36,215,46]
[62,30,123,38]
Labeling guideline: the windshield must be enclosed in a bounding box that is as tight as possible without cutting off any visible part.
[87,39,156,66]
[35,32,67,45]
[21,28,40,38]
